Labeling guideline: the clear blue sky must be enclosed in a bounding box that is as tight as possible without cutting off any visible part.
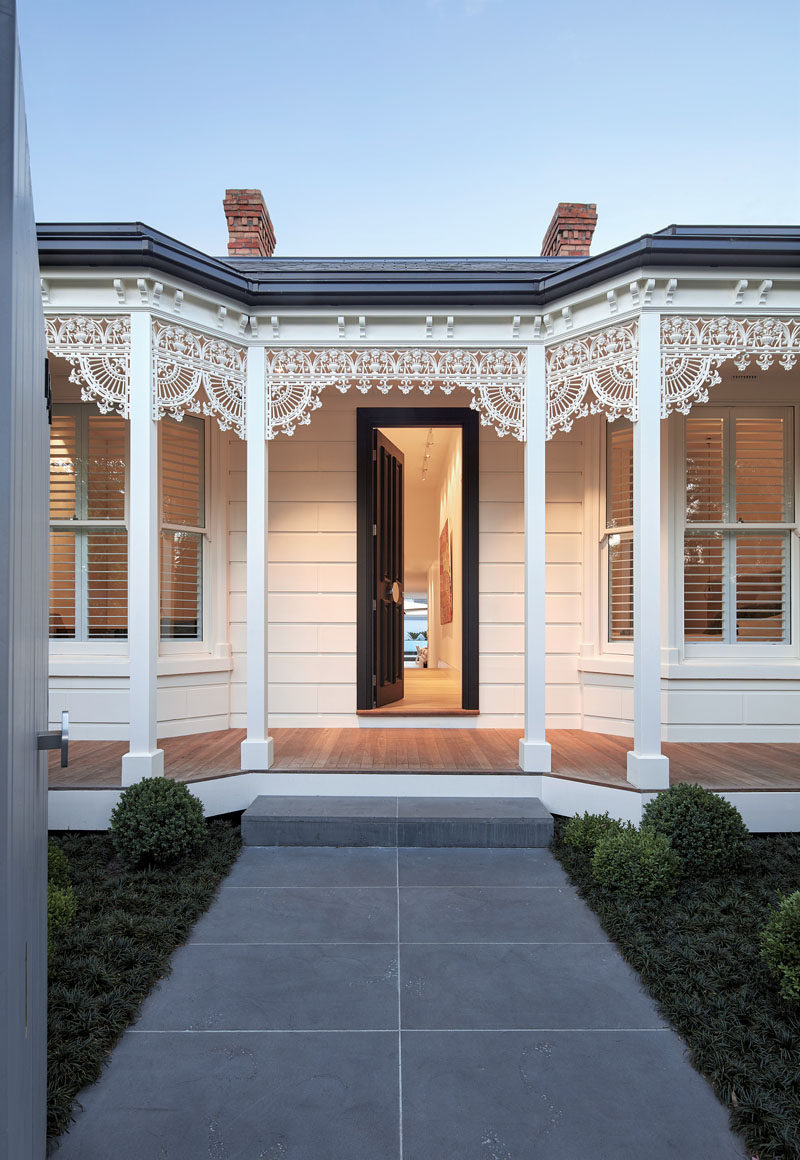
[18,0,800,258]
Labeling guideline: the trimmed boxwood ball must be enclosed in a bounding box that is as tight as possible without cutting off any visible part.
[47,881,76,953]
[110,776,206,868]
[761,891,800,1004]
[592,826,682,901]
[562,811,627,857]
[48,842,71,889]
[642,782,749,877]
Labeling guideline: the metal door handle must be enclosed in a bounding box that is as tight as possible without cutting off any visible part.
[37,710,69,767]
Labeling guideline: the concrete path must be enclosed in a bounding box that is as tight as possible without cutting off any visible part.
[56,846,748,1159]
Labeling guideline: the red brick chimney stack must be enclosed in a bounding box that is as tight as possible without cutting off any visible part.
[541,202,597,258]
[223,189,276,257]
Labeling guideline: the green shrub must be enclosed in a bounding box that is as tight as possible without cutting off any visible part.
[48,842,70,889]
[592,826,683,901]
[562,811,626,857]
[642,782,749,877]
[110,777,206,868]
[761,891,800,1003]
[47,881,76,952]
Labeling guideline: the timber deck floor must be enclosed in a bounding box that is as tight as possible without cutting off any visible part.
[49,726,800,793]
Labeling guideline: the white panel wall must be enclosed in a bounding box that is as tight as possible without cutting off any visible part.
[48,672,232,740]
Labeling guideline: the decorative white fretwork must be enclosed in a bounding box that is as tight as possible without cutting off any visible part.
[264,347,527,440]
[545,321,638,438]
[152,321,246,438]
[661,316,800,417]
[44,315,130,417]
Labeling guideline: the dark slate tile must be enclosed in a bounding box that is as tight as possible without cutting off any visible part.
[397,818,552,848]
[244,795,398,818]
[397,797,551,820]
[398,847,570,888]
[399,886,607,944]
[188,886,397,944]
[226,846,397,887]
[396,799,553,847]
[400,943,665,1030]
[401,1030,747,1160]
[242,817,398,847]
[54,1031,400,1160]
[137,943,398,1031]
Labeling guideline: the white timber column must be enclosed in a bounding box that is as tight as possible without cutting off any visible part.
[626,311,669,789]
[519,343,552,773]
[121,312,164,784]
[240,345,274,770]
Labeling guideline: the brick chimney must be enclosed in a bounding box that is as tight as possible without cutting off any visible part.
[223,189,276,257]
[541,202,597,258]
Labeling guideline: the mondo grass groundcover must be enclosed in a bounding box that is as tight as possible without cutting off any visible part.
[551,819,800,1160]
[47,818,241,1144]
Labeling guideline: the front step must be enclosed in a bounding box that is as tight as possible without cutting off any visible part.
[241,796,554,848]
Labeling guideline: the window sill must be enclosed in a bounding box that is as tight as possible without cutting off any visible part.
[578,657,634,677]
[49,654,233,678]
[578,656,800,681]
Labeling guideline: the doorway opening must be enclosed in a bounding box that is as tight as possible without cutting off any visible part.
[357,408,478,715]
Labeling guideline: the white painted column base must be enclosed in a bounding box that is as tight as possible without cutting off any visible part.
[240,737,274,772]
[518,739,552,773]
[121,749,165,786]
[626,751,669,790]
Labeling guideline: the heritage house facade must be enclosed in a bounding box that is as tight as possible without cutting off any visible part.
[40,195,800,830]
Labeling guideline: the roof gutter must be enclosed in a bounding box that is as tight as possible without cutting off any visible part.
[36,224,800,310]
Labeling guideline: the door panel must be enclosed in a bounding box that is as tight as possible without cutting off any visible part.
[374,430,404,706]
[1,10,49,1156]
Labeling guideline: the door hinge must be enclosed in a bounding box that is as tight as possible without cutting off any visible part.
[372,523,377,536]
[372,674,377,686]
[372,599,377,611]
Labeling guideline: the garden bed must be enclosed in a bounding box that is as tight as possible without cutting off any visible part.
[551,819,800,1160]
[47,818,241,1143]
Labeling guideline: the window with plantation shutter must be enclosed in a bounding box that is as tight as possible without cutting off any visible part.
[684,408,793,648]
[160,417,205,641]
[49,406,128,639]
[605,420,634,641]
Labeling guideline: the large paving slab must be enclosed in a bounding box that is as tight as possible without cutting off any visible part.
[55,840,748,1159]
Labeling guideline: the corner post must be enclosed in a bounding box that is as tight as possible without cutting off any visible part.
[240,345,274,770]
[519,343,552,772]
[121,312,164,784]
[627,312,669,789]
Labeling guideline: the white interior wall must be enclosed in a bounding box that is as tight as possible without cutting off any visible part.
[436,430,462,672]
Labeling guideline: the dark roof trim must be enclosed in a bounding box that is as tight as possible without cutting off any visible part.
[36,222,800,309]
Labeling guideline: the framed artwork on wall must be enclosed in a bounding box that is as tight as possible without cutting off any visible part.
[439,519,453,625]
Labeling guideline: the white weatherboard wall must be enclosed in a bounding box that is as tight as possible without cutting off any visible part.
[227,387,584,729]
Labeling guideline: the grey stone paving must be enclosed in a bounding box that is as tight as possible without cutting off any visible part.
[55,845,748,1159]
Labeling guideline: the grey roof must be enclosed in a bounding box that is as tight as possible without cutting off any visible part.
[36,222,800,308]
[221,255,577,275]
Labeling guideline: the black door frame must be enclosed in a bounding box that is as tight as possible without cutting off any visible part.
[357,407,479,711]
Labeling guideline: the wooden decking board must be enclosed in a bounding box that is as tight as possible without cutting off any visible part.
[48,726,800,792]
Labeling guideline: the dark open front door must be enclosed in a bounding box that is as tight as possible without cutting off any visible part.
[374,429,404,706]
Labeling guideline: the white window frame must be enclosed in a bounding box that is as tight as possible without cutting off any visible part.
[600,417,634,654]
[158,414,210,652]
[48,402,129,654]
[681,404,798,659]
